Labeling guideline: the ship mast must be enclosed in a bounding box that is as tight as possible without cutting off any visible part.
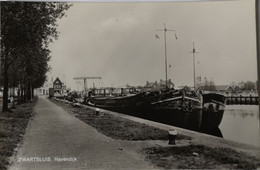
[156,23,176,89]
[189,42,199,90]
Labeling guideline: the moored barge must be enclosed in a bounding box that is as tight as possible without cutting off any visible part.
[201,93,227,129]
[87,87,204,130]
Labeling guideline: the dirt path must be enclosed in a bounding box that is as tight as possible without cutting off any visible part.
[9,96,155,170]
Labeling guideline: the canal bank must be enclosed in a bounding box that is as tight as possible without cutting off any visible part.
[80,101,260,158]
[52,98,260,160]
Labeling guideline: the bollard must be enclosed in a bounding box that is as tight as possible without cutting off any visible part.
[95,108,100,115]
[168,129,178,145]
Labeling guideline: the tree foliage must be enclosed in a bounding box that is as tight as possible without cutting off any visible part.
[1,2,71,111]
[196,76,216,91]
[233,81,256,91]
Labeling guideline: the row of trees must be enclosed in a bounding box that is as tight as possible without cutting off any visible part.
[195,76,216,91]
[195,76,257,91]
[1,2,71,111]
[231,81,258,91]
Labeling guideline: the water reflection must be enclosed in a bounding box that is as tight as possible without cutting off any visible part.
[228,110,255,118]
[219,105,260,147]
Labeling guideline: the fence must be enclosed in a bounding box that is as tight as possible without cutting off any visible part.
[226,95,259,105]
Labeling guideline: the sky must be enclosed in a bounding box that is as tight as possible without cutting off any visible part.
[48,0,257,91]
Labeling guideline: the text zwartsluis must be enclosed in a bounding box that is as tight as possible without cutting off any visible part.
[18,157,77,162]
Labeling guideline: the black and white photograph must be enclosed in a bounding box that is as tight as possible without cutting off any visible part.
[0,0,259,169]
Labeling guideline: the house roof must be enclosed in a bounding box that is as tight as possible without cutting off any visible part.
[144,82,158,88]
[159,80,174,86]
[215,85,235,91]
[53,77,62,84]
[198,85,235,91]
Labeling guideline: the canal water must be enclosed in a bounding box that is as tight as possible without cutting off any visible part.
[219,105,260,147]
[123,104,260,147]
[84,99,259,147]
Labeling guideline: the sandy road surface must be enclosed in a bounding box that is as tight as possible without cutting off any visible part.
[9,96,155,170]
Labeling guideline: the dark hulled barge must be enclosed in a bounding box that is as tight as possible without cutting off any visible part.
[201,93,227,129]
[85,86,227,132]
[147,88,203,130]
[86,87,204,130]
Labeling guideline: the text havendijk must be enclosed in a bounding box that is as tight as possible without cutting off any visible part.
[18,157,77,162]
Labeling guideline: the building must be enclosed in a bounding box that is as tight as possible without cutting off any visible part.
[143,81,160,92]
[159,79,174,89]
[197,85,236,95]
[215,85,235,94]
[53,77,64,93]
[35,83,50,95]
[36,77,67,96]
[35,78,53,95]
[35,77,66,95]
[143,79,174,91]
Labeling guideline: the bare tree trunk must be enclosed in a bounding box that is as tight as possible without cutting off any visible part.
[17,84,21,104]
[2,54,9,112]
[32,87,34,99]
[27,81,31,101]
[12,87,15,108]
[30,82,33,101]
[24,86,27,102]
[22,85,26,103]
[21,87,23,103]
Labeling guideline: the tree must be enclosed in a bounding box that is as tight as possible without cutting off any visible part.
[198,77,216,91]
[1,2,71,111]
[195,75,202,90]
[230,81,257,92]
[243,81,256,91]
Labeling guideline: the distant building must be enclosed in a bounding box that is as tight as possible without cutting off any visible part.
[53,77,64,93]
[232,86,258,96]
[197,85,235,95]
[159,79,174,89]
[35,79,52,95]
[143,81,160,92]
[143,79,174,91]
[215,85,235,94]
[35,83,51,95]
[36,77,66,95]
[35,88,48,95]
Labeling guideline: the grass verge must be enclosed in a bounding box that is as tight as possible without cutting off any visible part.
[142,145,260,169]
[0,99,36,170]
[50,98,191,141]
